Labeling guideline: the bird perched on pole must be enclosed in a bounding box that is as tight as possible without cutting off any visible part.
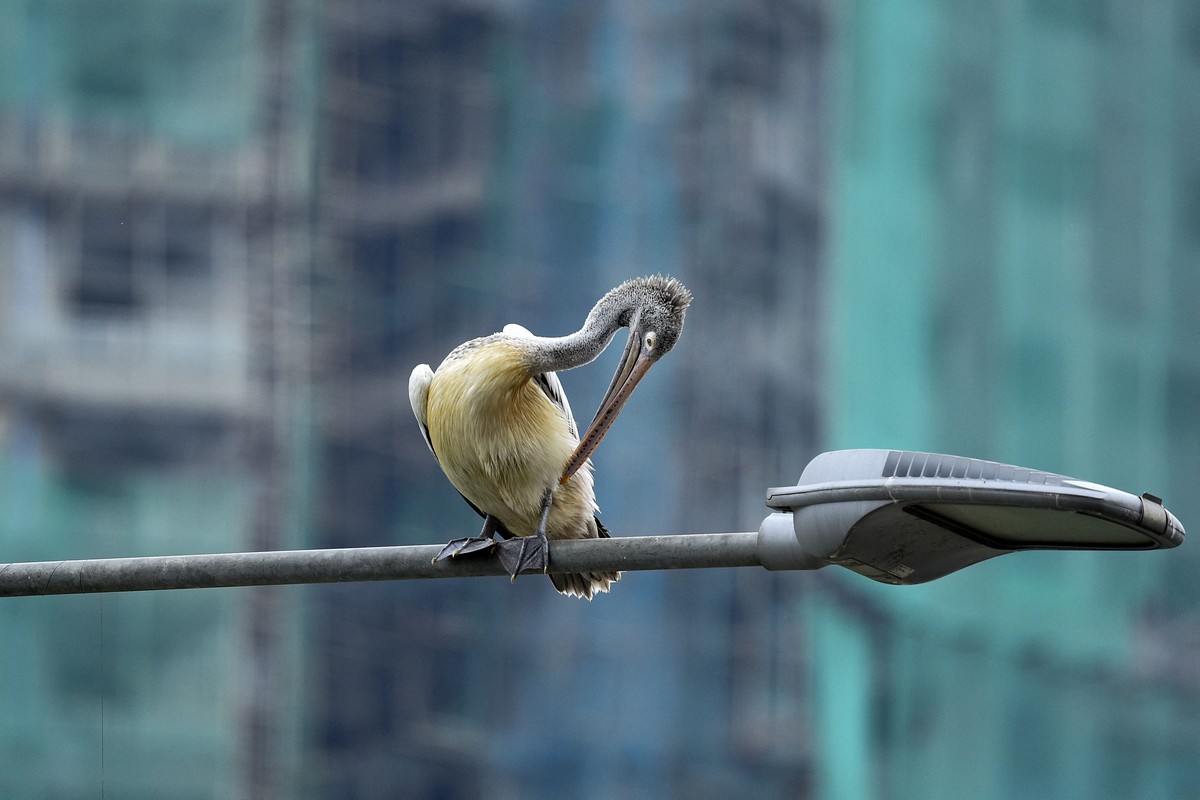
[408,275,692,599]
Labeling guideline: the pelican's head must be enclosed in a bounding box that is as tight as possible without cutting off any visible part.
[562,275,692,481]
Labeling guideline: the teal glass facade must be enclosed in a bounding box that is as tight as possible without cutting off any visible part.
[820,1,1200,797]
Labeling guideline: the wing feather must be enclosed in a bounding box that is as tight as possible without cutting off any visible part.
[409,362,500,526]
[503,323,578,439]
[408,364,436,454]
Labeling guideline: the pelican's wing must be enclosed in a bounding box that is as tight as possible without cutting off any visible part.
[408,364,437,455]
[532,372,578,440]
[503,323,579,439]
[409,362,505,527]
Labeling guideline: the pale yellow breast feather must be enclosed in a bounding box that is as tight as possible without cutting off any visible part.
[425,339,594,537]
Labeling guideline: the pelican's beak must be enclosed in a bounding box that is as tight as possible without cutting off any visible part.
[561,329,654,482]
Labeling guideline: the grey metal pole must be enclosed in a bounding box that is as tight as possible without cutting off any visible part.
[0,533,762,597]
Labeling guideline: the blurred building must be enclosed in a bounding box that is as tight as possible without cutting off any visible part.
[818,2,1200,798]
[0,0,825,797]
[309,1,824,797]
[2,1,1198,799]
[0,0,312,797]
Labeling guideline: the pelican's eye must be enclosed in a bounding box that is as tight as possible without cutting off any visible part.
[643,331,657,351]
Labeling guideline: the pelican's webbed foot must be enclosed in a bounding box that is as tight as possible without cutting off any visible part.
[433,536,496,561]
[495,487,554,581]
[495,532,549,579]
[432,514,509,563]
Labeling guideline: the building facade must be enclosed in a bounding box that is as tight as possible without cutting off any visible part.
[820,1,1200,797]
[0,1,313,797]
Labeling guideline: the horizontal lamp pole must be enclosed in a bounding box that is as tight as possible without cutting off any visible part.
[0,532,762,597]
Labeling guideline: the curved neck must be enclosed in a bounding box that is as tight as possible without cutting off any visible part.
[523,303,628,374]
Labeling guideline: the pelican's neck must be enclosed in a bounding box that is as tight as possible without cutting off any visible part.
[522,302,627,374]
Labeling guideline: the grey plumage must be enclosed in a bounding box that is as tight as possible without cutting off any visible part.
[522,275,693,376]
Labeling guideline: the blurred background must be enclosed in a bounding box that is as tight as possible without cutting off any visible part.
[0,0,1198,797]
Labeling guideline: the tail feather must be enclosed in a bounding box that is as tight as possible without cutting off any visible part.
[549,516,620,600]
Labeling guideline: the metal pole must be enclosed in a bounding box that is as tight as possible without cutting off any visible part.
[0,533,762,597]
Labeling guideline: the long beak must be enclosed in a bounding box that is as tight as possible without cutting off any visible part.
[560,331,654,483]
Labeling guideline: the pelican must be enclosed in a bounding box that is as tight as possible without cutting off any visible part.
[408,275,692,599]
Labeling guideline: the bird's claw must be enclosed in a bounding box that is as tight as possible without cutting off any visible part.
[432,519,547,583]
[432,536,497,563]
[495,533,549,581]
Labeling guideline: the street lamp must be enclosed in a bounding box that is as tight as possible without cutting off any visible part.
[758,449,1185,585]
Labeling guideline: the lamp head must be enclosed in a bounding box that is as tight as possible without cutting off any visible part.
[758,450,1184,585]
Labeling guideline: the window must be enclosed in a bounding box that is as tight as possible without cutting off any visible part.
[65,198,221,319]
[73,199,138,315]
[325,10,494,185]
[163,205,214,281]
